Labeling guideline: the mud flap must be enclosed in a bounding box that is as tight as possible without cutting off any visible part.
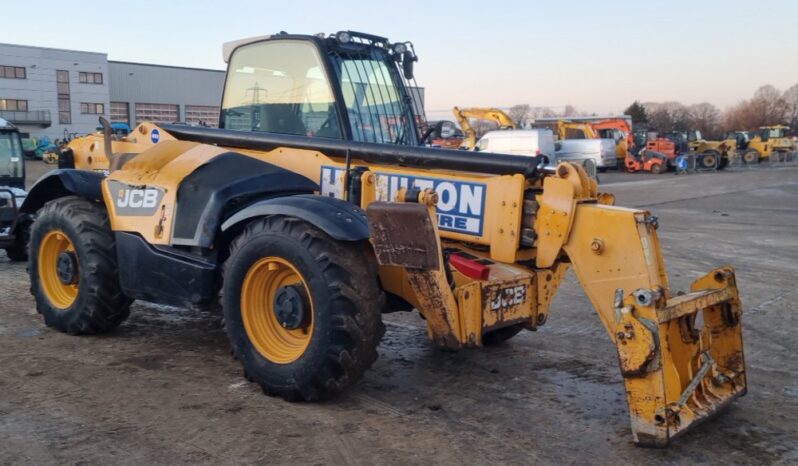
[366,200,462,348]
[616,267,746,447]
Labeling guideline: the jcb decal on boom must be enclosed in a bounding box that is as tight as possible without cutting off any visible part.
[107,180,164,216]
[320,166,486,236]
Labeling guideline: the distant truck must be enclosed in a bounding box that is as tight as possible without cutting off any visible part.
[555,138,617,171]
[473,129,601,178]
[474,128,556,158]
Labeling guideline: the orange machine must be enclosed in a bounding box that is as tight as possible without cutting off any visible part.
[591,118,634,160]
[625,149,667,173]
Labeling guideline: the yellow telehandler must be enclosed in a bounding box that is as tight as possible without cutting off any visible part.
[26,30,745,447]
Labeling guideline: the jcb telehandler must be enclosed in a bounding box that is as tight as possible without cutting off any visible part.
[24,31,746,447]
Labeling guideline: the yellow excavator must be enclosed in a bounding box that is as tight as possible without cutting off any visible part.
[556,120,599,140]
[452,106,516,149]
[29,30,745,448]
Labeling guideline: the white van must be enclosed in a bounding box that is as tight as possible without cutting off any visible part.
[473,129,599,179]
[474,129,556,159]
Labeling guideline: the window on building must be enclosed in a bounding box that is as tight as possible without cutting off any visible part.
[110,102,129,124]
[0,66,26,79]
[80,103,105,114]
[135,103,178,124]
[57,70,71,124]
[79,72,103,84]
[185,105,220,127]
[0,99,29,111]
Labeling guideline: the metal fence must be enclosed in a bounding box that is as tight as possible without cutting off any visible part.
[674,153,718,175]
[672,150,798,174]
[724,150,798,170]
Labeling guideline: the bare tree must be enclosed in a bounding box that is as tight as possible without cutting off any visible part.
[471,119,498,138]
[644,101,691,132]
[750,85,786,126]
[538,107,557,118]
[508,104,531,128]
[688,102,721,139]
[562,104,578,117]
[782,84,798,133]
[721,85,789,132]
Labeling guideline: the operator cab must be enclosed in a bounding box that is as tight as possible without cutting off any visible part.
[220,31,423,146]
[759,126,788,141]
[0,118,25,190]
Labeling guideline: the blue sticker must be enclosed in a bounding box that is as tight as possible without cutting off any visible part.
[319,166,487,236]
[150,129,160,144]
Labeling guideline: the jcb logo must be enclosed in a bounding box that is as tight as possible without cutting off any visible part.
[490,285,526,311]
[117,188,160,209]
[107,181,164,216]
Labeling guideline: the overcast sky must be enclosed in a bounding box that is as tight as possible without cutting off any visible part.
[4,0,797,120]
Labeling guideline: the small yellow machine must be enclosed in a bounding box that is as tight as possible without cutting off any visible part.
[26,31,745,447]
[741,125,795,163]
[451,106,516,149]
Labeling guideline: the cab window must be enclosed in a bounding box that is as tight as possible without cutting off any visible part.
[221,40,342,139]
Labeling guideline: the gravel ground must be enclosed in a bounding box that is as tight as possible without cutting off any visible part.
[1,161,796,465]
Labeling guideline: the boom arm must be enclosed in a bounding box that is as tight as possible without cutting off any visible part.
[367,162,745,447]
[592,118,634,148]
[452,106,517,149]
[556,120,598,140]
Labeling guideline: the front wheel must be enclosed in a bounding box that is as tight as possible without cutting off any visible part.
[699,150,719,169]
[222,216,385,401]
[29,196,132,334]
[650,162,664,174]
[742,150,760,164]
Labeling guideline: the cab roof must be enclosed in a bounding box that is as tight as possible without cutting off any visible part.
[0,117,18,131]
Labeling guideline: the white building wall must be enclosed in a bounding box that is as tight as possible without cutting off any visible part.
[0,43,109,141]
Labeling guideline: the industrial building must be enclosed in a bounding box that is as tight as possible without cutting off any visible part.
[0,43,225,141]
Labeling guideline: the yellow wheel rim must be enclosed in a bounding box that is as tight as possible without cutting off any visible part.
[241,257,314,364]
[38,230,79,309]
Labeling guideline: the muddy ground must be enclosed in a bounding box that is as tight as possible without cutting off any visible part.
[1,162,797,465]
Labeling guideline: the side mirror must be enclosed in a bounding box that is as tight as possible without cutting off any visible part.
[402,51,416,80]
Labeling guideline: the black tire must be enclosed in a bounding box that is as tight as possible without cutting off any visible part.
[742,150,760,164]
[222,216,385,401]
[650,162,663,174]
[700,150,719,169]
[29,196,132,334]
[482,324,525,346]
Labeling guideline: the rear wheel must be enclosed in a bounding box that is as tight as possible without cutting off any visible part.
[742,150,760,164]
[650,162,663,174]
[222,216,385,401]
[29,196,131,334]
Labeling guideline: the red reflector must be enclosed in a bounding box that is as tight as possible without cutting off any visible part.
[449,253,490,280]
